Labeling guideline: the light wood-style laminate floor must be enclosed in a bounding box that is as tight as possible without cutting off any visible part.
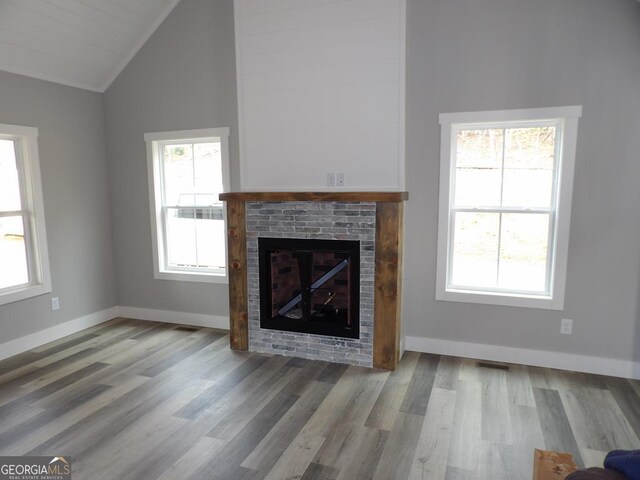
[1,318,639,479]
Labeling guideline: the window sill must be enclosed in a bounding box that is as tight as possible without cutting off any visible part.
[436,288,563,310]
[154,270,228,284]
[0,283,52,306]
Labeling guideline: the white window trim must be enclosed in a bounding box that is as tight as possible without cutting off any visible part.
[0,123,52,306]
[436,106,582,310]
[145,127,231,284]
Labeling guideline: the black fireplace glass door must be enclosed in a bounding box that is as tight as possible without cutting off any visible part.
[258,238,360,339]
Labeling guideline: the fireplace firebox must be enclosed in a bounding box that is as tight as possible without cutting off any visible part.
[258,237,360,339]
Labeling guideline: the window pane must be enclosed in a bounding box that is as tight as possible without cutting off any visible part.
[454,129,503,206]
[193,142,223,203]
[166,208,197,267]
[162,144,194,206]
[502,127,556,207]
[451,212,499,288]
[454,168,502,206]
[0,140,22,211]
[498,213,549,292]
[456,129,504,169]
[195,218,226,269]
[162,142,223,208]
[0,216,29,289]
[165,208,226,270]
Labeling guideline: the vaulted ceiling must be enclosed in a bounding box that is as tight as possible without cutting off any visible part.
[0,0,182,92]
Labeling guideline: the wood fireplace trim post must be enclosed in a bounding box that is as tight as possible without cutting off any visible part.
[373,201,404,370]
[226,199,248,350]
[221,191,408,370]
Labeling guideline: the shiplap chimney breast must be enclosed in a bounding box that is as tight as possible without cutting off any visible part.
[234,0,406,191]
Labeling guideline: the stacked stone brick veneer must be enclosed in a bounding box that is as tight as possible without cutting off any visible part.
[246,201,376,367]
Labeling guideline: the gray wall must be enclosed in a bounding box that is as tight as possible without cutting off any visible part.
[0,70,117,343]
[103,0,238,315]
[404,0,640,363]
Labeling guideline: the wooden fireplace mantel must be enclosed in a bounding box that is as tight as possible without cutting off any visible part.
[221,191,408,370]
[219,191,408,202]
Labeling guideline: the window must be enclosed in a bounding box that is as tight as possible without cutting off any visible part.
[145,128,230,283]
[0,124,51,306]
[436,106,581,309]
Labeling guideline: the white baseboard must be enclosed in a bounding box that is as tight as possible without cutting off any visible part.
[5,306,635,380]
[117,306,229,330]
[405,335,640,380]
[0,306,119,362]
[0,305,229,363]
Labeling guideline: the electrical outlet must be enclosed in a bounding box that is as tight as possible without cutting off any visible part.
[560,318,573,335]
[51,297,60,311]
[326,172,336,187]
[336,173,345,187]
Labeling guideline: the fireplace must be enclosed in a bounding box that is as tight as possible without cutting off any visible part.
[258,237,360,339]
[220,191,407,370]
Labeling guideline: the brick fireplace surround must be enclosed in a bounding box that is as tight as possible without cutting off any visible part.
[219,192,408,370]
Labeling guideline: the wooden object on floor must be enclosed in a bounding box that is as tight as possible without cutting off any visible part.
[220,191,407,370]
[533,449,579,480]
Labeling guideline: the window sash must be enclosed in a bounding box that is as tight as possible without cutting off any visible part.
[0,212,37,294]
[157,143,222,205]
[160,205,226,274]
[0,137,38,291]
[157,139,223,208]
[451,122,561,211]
[447,208,555,296]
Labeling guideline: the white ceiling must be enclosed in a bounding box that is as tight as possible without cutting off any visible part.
[0,0,182,92]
